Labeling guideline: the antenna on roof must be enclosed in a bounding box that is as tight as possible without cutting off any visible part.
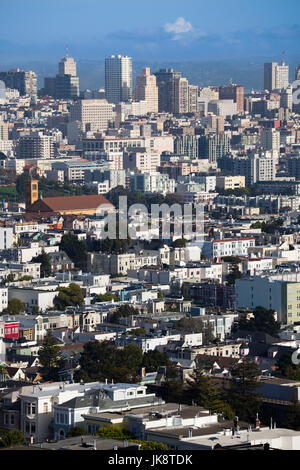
[66,43,69,58]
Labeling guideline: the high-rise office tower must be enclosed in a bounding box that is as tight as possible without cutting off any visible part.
[264,62,289,91]
[43,52,79,100]
[55,74,79,99]
[280,85,293,111]
[0,69,37,96]
[264,63,277,91]
[260,128,280,154]
[105,55,132,104]
[154,69,193,114]
[275,62,289,90]
[134,67,158,113]
[59,56,77,77]
[295,66,300,80]
[154,69,182,113]
[219,83,244,113]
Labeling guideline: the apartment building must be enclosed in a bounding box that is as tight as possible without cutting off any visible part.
[236,274,300,325]
[202,237,256,258]
[134,67,158,113]
[69,99,114,132]
[123,148,161,173]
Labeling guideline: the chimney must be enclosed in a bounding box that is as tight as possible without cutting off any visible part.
[255,413,260,430]
[234,416,239,432]
[140,367,146,378]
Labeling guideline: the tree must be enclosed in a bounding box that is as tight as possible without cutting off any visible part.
[281,400,300,430]
[32,252,51,278]
[16,173,27,201]
[54,283,84,311]
[127,328,147,336]
[226,264,242,286]
[224,257,242,286]
[251,221,262,229]
[157,290,165,299]
[5,273,15,283]
[186,367,235,420]
[110,304,139,324]
[159,379,184,404]
[60,233,88,271]
[175,317,215,344]
[117,344,143,373]
[74,341,117,383]
[3,298,25,314]
[67,426,85,437]
[19,275,34,282]
[238,306,281,337]
[92,293,120,303]
[142,350,171,373]
[38,331,64,381]
[274,350,300,381]
[74,341,143,384]
[0,365,9,380]
[260,218,284,234]
[138,441,168,450]
[96,425,133,440]
[0,430,25,448]
[226,359,262,422]
[93,218,132,255]
[173,238,188,248]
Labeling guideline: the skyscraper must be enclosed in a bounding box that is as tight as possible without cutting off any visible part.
[105,55,132,104]
[154,69,182,113]
[43,52,79,99]
[275,62,289,90]
[59,56,77,77]
[260,128,280,154]
[264,62,289,91]
[154,69,193,114]
[0,69,37,97]
[264,63,277,91]
[134,67,158,113]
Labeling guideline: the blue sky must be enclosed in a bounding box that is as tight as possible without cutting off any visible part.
[1,0,300,61]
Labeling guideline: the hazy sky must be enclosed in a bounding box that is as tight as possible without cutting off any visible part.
[1,0,300,61]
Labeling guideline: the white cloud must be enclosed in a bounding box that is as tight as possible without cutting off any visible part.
[164,17,193,35]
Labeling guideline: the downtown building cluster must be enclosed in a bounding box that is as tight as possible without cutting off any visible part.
[1,52,300,450]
